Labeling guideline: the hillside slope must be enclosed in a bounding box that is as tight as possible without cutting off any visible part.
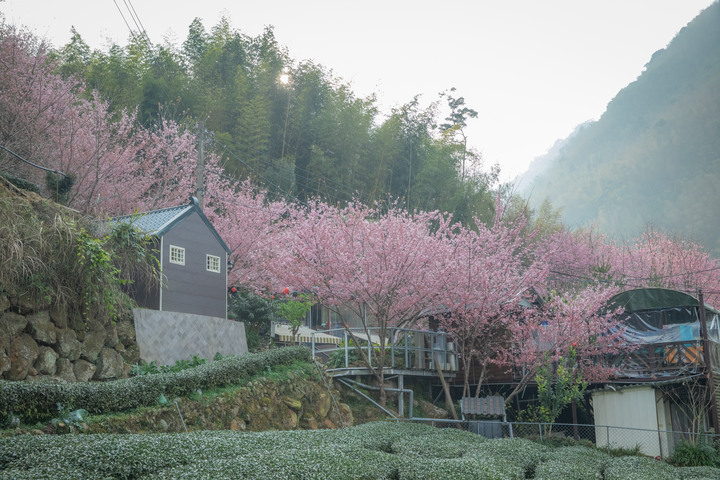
[525,2,720,255]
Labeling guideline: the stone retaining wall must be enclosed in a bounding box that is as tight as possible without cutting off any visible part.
[82,371,353,434]
[1,295,248,382]
[0,294,139,382]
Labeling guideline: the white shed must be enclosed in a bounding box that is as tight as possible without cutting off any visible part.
[592,385,674,457]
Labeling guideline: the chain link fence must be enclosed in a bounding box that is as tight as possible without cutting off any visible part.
[402,418,717,459]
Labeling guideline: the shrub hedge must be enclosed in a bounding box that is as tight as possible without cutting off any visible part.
[0,346,312,425]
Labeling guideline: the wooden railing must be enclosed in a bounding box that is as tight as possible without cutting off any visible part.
[611,340,720,378]
[507,340,720,383]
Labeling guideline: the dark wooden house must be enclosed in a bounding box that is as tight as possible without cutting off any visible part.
[112,198,231,319]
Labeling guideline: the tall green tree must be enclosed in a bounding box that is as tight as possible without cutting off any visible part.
[440,87,478,183]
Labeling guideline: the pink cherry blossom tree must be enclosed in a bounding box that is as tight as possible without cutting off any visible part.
[48,94,146,214]
[502,284,630,404]
[536,226,621,294]
[611,228,720,306]
[206,179,291,287]
[0,24,86,184]
[438,207,548,398]
[277,201,451,405]
[539,226,720,306]
[0,24,150,214]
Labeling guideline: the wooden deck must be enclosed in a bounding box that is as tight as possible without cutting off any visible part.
[443,340,720,389]
[608,340,720,379]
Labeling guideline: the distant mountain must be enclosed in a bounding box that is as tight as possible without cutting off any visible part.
[524,2,720,255]
[517,121,591,189]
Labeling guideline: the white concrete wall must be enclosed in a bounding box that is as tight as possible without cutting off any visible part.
[133,308,247,366]
[593,386,662,457]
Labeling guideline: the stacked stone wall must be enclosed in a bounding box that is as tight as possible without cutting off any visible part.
[0,293,138,382]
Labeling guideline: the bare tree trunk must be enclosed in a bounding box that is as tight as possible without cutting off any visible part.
[462,359,471,398]
[505,375,533,406]
[473,362,488,398]
[378,368,386,407]
[435,353,458,420]
[341,318,387,407]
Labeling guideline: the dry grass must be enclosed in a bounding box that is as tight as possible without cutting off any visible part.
[0,175,154,323]
[0,176,81,310]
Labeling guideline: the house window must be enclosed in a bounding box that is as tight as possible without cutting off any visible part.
[169,245,185,265]
[206,254,221,273]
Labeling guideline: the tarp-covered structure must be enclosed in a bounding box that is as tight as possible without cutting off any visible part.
[610,288,720,344]
[608,288,720,379]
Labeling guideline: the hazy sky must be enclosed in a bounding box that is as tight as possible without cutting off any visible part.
[1,0,716,182]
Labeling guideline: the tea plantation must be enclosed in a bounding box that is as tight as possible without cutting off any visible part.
[3,422,720,479]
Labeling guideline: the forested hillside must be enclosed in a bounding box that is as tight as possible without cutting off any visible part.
[30,19,497,225]
[525,2,720,255]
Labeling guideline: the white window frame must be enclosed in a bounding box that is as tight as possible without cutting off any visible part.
[169,245,185,265]
[206,254,221,273]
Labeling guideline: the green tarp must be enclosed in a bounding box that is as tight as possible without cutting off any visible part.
[609,287,720,315]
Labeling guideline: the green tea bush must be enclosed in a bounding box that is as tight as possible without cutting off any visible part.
[472,437,549,475]
[677,465,720,479]
[130,355,208,376]
[603,455,679,480]
[0,425,404,480]
[145,447,399,480]
[533,445,610,479]
[397,454,524,480]
[390,427,487,459]
[0,347,312,425]
[330,420,435,452]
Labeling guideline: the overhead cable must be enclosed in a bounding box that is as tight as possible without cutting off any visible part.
[0,144,67,177]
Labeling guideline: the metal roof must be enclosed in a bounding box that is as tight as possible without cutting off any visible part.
[110,198,231,254]
[113,204,192,236]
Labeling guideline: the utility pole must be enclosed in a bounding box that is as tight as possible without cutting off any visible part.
[196,121,205,209]
[697,289,719,436]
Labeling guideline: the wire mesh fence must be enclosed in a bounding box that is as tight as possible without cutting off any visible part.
[402,418,717,459]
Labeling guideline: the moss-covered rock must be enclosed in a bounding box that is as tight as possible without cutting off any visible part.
[80,327,106,363]
[1,312,27,337]
[25,312,56,345]
[55,328,81,360]
[34,346,58,375]
[8,334,38,380]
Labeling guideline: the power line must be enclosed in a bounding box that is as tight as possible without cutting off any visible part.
[621,265,720,282]
[112,0,140,44]
[113,0,151,46]
[123,0,152,45]
[0,144,67,177]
